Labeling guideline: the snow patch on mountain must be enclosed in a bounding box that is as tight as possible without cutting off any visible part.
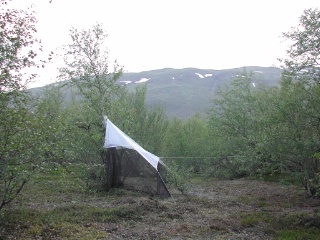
[135,78,150,83]
[120,81,132,85]
[195,73,205,78]
[195,73,213,78]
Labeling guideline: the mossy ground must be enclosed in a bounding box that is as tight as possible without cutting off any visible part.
[1,166,320,239]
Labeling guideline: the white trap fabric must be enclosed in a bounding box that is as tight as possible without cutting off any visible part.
[104,119,159,170]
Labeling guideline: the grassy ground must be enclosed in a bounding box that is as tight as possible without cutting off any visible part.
[1,166,320,240]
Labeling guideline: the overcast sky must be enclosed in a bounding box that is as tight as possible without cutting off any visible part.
[11,0,320,87]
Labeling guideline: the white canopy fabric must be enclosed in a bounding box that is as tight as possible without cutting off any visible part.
[104,119,160,170]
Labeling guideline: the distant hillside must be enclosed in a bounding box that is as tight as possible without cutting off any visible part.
[118,66,282,119]
[31,66,282,119]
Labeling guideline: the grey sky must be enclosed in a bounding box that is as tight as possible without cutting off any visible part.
[13,0,320,87]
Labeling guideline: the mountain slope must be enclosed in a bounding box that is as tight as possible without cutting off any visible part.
[119,66,282,119]
[31,66,282,119]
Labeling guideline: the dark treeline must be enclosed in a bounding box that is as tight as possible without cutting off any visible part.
[1,1,320,213]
